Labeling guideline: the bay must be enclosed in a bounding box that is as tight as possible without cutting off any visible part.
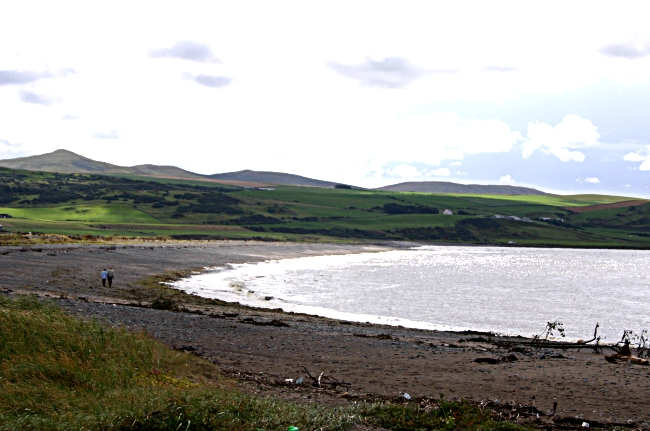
[171,246,650,342]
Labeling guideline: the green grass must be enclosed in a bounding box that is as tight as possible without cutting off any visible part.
[0,296,534,431]
[0,204,161,224]
[1,168,649,248]
[443,193,637,207]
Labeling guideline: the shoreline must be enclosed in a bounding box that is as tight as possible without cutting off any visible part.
[168,244,645,343]
[1,240,649,425]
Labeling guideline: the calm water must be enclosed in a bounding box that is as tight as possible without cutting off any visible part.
[171,246,650,342]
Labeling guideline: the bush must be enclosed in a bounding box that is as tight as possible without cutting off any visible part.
[383,203,439,215]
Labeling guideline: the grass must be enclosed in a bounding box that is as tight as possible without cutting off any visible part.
[0,204,161,224]
[443,193,635,207]
[0,295,535,430]
[1,168,649,248]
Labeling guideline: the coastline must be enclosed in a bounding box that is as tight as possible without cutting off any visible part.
[1,240,649,425]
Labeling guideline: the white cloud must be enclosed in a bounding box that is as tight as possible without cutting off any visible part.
[1,3,650,193]
[326,57,429,89]
[576,177,600,183]
[623,152,646,162]
[427,168,450,177]
[149,41,221,63]
[599,38,650,59]
[499,174,514,183]
[522,115,600,162]
[387,163,421,178]
[391,114,522,166]
[623,147,650,170]
[92,130,121,140]
[450,162,462,166]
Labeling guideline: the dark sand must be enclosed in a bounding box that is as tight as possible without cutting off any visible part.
[2,241,649,427]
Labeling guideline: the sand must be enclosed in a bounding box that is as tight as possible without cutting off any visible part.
[2,241,649,427]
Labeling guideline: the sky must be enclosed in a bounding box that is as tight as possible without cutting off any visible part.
[1,1,650,196]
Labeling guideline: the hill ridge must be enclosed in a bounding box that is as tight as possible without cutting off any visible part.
[376,181,547,195]
[0,149,547,195]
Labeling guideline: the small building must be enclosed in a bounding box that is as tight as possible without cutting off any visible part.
[443,209,453,215]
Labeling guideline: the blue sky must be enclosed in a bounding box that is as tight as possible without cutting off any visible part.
[1,1,650,196]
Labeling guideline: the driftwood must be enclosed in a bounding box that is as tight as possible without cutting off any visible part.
[605,354,650,366]
[493,323,605,352]
[299,365,351,390]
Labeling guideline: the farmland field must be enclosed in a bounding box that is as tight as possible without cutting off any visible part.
[1,167,649,248]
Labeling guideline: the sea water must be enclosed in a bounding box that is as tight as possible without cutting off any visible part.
[170,246,650,342]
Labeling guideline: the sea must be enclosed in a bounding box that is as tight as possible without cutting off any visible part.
[170,246,650,342]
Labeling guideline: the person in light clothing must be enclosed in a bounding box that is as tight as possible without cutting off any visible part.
[101,269,107,287]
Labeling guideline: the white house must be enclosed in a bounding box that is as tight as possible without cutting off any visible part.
[443,209,453,215]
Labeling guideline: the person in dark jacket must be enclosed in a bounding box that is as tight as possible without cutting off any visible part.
[107,268,115,287]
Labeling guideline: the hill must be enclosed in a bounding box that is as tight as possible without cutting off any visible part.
[0,169,648,248]
[0,150,343,187]
[375,181,546,195]
[209,169,340,187]
[0,149,205,180]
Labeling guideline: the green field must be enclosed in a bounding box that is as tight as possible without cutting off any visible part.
[1,167,649,248]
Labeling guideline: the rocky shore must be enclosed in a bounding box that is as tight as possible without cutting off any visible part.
[2,241,649,427]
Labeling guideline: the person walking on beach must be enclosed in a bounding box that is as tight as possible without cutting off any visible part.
[101,269,107,287]
[107,267,115,287]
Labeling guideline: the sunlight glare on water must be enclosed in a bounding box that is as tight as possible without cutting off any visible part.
[171,246,650,341]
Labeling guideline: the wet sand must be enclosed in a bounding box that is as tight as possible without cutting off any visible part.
[2,241,649,427]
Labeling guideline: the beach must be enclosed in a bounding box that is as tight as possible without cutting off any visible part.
[2,241,649,426]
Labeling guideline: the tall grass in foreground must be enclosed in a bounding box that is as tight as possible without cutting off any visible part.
[0,296,531,430]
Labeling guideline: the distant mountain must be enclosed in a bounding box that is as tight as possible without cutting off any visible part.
[375,181,547,195]
[208,170,339,188]
[0,149,205,179]
[0,150,547,194]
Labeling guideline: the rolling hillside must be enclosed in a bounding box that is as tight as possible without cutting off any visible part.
[376,181,546,195]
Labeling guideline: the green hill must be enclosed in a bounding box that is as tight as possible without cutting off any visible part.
[0,167,648,248]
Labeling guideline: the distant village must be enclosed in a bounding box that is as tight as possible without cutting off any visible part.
[441,209,564,224]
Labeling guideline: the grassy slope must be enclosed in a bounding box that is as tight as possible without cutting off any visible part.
[1,169,648,247]
[0,204,161,223]
[0,296,529,431]
[444,193,634,207]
